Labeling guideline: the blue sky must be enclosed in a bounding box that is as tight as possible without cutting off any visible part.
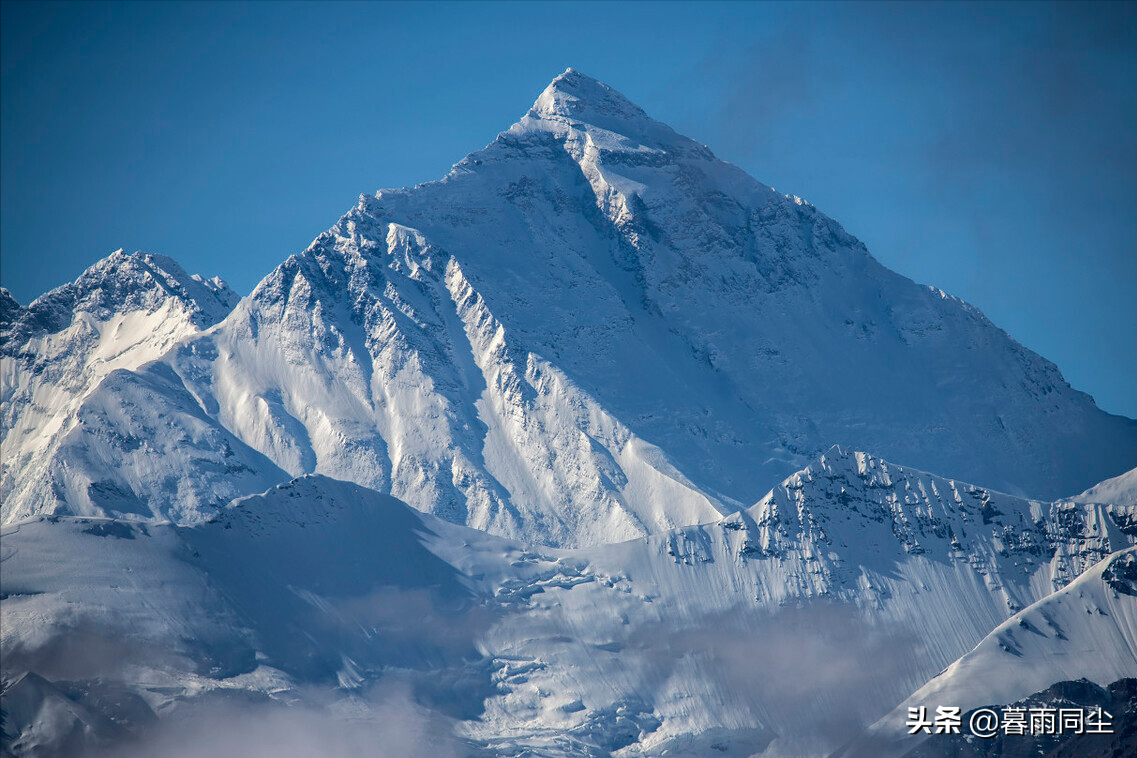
[2,1,1134,418]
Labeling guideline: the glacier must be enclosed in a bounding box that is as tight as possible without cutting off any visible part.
[2,450,1134,757]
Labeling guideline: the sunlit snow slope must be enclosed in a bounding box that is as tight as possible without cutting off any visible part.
[3,71,1135,545]
[1074,466,1137,507]
[840,547,1137,758]
[1,252,240,523]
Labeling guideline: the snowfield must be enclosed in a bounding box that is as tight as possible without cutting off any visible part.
[841,546,1137,757]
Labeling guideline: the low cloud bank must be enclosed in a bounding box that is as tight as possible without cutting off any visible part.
[98,680,470,758]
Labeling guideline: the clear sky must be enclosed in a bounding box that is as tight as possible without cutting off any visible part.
[2,1,1134,418]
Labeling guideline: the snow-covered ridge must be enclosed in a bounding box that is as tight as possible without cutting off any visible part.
[737,447,1133,603]
[514,68,706,159]
[843,547,1137,758]
[1,251,239,524]
[1074,465,1137,507]
[3,250,237,342]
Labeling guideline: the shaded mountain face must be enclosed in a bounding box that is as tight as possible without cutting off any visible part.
[3,70,1136,546]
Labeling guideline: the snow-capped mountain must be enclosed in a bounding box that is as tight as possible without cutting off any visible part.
[4,70,1134,546]
[2,451,1133,758]
[3,69,1136,758]
[1,251,240,524]
[840,547,1137,758]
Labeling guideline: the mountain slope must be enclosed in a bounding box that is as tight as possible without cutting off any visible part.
[457,448,1136,757]
[1,251,239,523]
[1074,465,1137,507]
[5,71,1135,545]
[899,678,1137,758]
[840,547,1137,758]
[3,452,1134,758]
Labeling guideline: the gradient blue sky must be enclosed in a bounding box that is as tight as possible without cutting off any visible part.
[2,1,1134,417]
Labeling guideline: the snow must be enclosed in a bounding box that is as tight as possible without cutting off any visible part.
[3,451,1134,757]
[845,546,1137,757]
[3,69,1137,758]
[1073,465,1137,506]
[1,251,238,524]
[6,71,1133,546]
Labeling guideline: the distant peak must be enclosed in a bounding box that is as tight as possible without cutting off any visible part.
[10,249,239,336]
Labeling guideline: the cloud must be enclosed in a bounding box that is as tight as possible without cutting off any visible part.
[98,680,471,758]
[0,616,188,683]
[0,586,496,757]
[673,10,829,168]
[709,31,821,156]
[808,1,1137,242]
[625,601,923,755]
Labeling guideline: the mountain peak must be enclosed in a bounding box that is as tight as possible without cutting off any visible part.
[0,286,23,331]
[4,250,239,343]
[530,68,649,124]
[67,250,239,327]
[510,68,694,154]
